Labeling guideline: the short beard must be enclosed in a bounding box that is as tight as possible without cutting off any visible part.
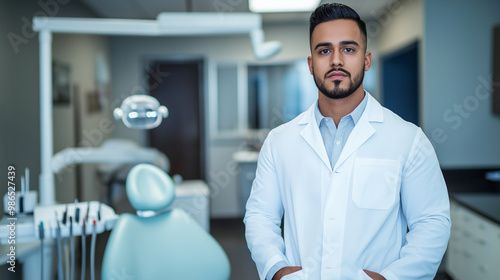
[313,67,364,100]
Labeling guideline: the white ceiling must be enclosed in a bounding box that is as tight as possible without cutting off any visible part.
[78,0,394,23]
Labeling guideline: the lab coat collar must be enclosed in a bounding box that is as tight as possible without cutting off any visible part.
[299,92,384,171]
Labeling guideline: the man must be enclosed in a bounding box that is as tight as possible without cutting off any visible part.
[244,3,451,280]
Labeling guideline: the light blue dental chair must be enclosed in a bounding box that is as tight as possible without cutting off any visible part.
[102,164,231,280]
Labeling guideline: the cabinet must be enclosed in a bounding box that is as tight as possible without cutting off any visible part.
[447,199,500,280]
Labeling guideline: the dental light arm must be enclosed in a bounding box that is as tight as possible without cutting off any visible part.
[33,13,281,60]
[51,145,169,174]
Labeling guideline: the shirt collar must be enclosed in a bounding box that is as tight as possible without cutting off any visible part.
[315,91,368,127]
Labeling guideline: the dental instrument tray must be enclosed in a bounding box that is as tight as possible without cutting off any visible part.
[33,201,118,239]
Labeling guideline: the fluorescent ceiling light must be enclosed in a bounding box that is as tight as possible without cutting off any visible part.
[249,0,321,13]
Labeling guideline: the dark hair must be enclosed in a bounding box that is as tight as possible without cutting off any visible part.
[309,3,367,46]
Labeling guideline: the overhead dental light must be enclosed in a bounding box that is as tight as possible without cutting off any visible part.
[113,95,168,129]
[249,0,321,13]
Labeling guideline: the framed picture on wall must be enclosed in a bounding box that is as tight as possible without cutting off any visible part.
[52,61,71,104]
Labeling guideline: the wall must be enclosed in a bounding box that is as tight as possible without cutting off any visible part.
[52,33,111,203]
[373,0,423,55]
[370,0,423,103]
[0,0,110,218]
[423,0,500,168]
[369,0,500,168]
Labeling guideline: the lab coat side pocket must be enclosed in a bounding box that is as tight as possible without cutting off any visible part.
[358,269,375,280]
[352,158,400,210]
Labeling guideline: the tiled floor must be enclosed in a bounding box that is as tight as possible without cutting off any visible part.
[211,219,260,280]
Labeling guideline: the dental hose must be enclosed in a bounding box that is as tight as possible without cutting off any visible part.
[70,216,74,280]
[39,221,44,280]
[63,204,69,280]
[90,219,96,280]
[55,212,63,280]
[81,217,86,280]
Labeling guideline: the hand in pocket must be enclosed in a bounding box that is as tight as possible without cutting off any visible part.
[273,266,302,280]
[363,269,386,280]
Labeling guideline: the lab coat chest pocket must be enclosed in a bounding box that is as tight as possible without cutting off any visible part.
[352,158,400,210]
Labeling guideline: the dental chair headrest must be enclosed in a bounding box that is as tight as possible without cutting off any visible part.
[126,163,175,212]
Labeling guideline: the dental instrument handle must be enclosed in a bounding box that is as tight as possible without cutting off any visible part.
[25,167,29,192]
[19,196,23,214]
[62,204,68,225]
[75,199,80,224]
[20,176,25,213]
[97,202,101,221]
[21,175,25,194]
[86,201,90,220]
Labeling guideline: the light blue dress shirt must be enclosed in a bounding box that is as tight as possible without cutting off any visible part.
[315,92,368,170]
[265,93,368,280]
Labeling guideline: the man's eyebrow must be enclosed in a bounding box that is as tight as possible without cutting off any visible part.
[339,40,360,47]
[314,40,360,50]
[314,42,332,50]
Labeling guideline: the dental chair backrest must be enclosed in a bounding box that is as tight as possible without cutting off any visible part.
[101,163,231,280]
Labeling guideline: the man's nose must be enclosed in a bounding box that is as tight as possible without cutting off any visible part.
[330,49,344,67]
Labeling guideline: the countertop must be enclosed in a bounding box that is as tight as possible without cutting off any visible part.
[451,193,500,225]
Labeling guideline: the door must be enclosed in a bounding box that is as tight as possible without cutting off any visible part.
[148,60,204,180]
[382,41,419,125]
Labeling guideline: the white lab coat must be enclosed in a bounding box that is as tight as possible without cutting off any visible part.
[244,93,451,280]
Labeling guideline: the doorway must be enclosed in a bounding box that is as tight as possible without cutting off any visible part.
[382,41,420,125]
[147,59,205,180]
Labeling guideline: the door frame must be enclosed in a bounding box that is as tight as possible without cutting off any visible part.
[380,40,421,126]
[141,54,208,180]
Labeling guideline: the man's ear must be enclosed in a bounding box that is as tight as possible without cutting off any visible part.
[364,51,372,71]
[307,56,313,75]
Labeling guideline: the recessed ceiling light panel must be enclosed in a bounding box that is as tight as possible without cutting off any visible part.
[249,0,321,13]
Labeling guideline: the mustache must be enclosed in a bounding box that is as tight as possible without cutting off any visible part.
[325,68,350,78]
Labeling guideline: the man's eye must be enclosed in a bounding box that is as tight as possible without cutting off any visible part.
[319,49,330,54]
[344,48,354,53]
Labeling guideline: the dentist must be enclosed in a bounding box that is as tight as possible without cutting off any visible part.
[244,3,451,280]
